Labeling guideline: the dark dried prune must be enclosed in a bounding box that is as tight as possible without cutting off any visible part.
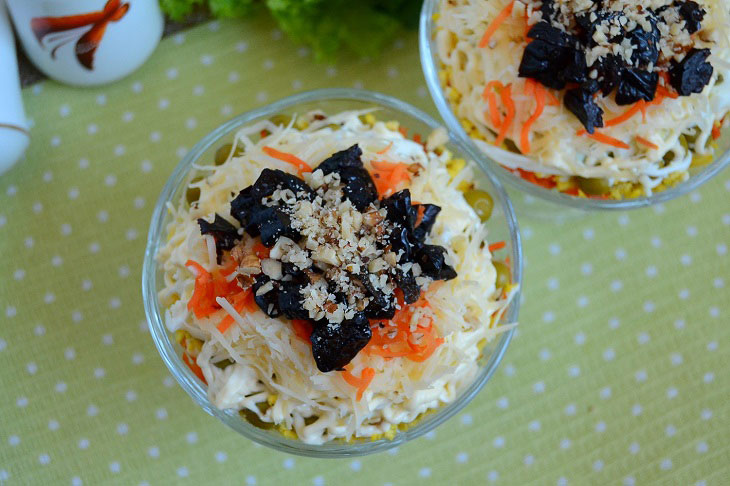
[358,274,397,319]
[518,39,569,90]
[412,204,441,241]
[627,23,659,67]
[561,48,588,84]
[230,169,313,226]
[197,214,240,262]
[315,144,364,174]
[615,69,658,105]
[315,145,378,211]
[563,86,604,134]
[526,21,573,47]
[252,275,280,318]
[540,0,555,21]
[381,189,417,229]
[677,1,706,34]
[415,245,457,281]
[310,312,372,372]
[670,48,713,96]
[244,205,300,247]
[338,167,378,211]
[277,281,310,320]
[595,54,624,95]
[389,226,418,262]
[279,262,306,282]
[394,270,421,305]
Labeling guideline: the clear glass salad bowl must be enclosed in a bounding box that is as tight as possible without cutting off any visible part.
[419,0,730,212]
[142,88,523,457]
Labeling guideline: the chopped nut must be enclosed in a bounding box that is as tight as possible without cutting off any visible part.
[239,254,261,275]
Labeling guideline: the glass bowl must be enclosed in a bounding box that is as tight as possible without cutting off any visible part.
[142,88,523,457]
[419,0,730,212]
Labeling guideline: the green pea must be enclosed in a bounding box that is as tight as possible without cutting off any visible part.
[304,416,319,426]
[270,114,292,127]
[464,189,494,222]
[213,359,234,370]
[575,177,610,196]
[493,261,510,289]
[185,176,203,205]
[240,409,273,430]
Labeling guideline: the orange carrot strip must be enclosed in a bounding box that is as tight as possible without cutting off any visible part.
[376,141,393,155]
[252,242,270,259]
[341,367,376,401]
[636,136,659,150]
[524,78,535,96]
[546,90,560,106]
[587,132,630,149]
[494,84,515,147]
[478,0,515,48]
[217,290,251,333]
[413,134,422,144]
[520,83,546,153]
[291,319,313,342]
[182,353,207,384]
[488,241,506,252]
[262,146,312,175]
[604,103,643,127]
[483,81,504,127]
[712,122,722,140]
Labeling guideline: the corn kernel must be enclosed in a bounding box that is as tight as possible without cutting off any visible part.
[385,120,399,131]
[267,394,278,406]
[446,158,466,178]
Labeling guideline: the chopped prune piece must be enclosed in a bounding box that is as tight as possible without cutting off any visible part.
[381,189,417,229]
[277,281,310,320]
[677,1,706,34]
[252,275,280,318]
[670,48,713,96]
[415,245,457,281]
[581,79,601,95]
[358,273,397,319]
[540,0,555,21]
[395,270,421,304]
[615,69,658,105]
[526,21,573,47]
[315,145,378,211]
[197,214,240,262]
[310,312,372,372]
[244,205,300,247]
[412,204,441,241]
[564,86,604,134]
[338,167,378,211]
[279,262,306,282]
[315,144,364,174]
[561,48,588,84]
[518,39,569,90]
[230,169,313,226]
[627,23,659,67]
[389,226,418,262]
[595,54,624,95]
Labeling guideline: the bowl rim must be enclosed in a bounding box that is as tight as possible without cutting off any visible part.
[142,87,523,457]
[418,0,730,211]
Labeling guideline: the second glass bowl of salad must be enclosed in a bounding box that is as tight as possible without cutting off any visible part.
[420,0,730,211]
[142,88,522,457]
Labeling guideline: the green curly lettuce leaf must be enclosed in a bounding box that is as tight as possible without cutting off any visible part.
[159,0,421,60]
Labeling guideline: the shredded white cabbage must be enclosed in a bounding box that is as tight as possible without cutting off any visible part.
[435,0,730,194]
[157,111,515,444]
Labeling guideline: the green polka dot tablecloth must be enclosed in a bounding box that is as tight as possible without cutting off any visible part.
[1,17,729,486]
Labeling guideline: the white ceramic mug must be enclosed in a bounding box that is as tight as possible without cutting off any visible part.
[6,0,163,86]
[0,0,29,175]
